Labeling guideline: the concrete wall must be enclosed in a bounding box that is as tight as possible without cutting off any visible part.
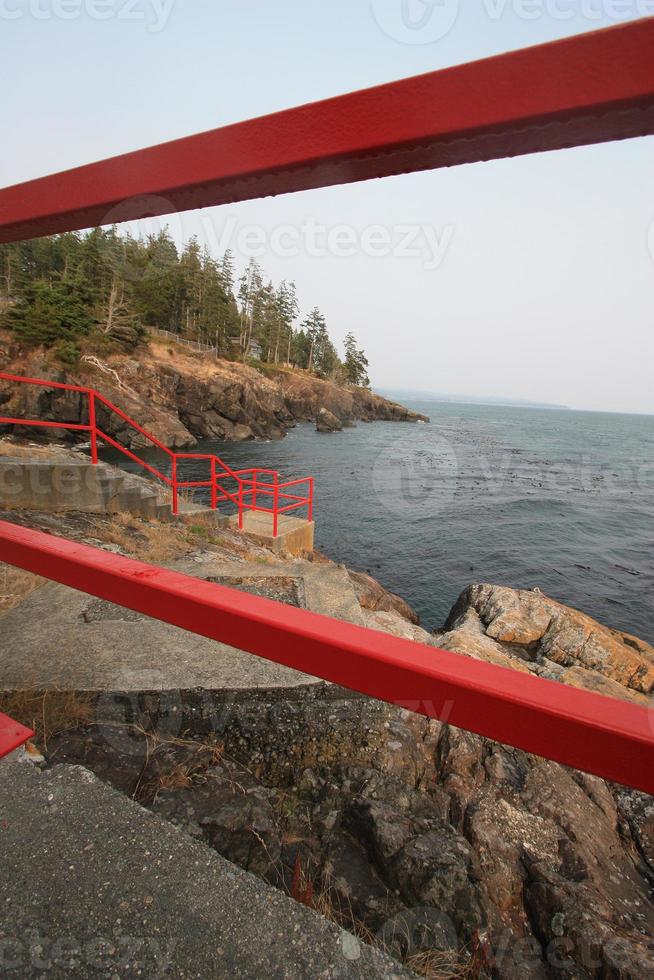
[0,458,168,518]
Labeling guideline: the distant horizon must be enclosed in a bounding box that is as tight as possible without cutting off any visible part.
[379,387,654,418]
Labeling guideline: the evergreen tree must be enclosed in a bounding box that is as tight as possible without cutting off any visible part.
[300,308,338,378]
[131,230,182,330]
[343,332,370,387]
[0,228,365,383]
[238,258,264,355]
[7,279,94,344]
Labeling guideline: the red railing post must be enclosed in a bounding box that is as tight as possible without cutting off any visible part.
[308,478,313,523]
[273,473,279,538]
[238,480,243,530]
[171,456,178,516]
[210,457,217,510]
[88,391,98,465]
[252,470,257,512]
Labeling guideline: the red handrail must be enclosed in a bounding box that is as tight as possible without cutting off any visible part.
[0,372,314,534]
[1,519,652,794]
[0,710,34,760]
[1,20,652,243]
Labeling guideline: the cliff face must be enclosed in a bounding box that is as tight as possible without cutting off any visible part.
[0,334,428,449]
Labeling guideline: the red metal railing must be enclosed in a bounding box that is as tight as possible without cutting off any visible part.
[0,372,314,534]
[0,20,652,782]
[0,20,652,242]
[0,519,652,792]
[0,710,34,759]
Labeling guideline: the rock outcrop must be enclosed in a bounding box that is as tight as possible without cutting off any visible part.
[41,568,654,979]
[348,569,420,626]
[316,407,343,432]
[5,492,652,978]
[276,370,428,427]
[0,333,428,449]
[434,583,654,703]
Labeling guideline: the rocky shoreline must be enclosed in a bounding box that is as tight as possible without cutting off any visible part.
[0,332,428,448]
[2,497,653,978]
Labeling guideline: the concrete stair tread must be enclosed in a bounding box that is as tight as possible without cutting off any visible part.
[0,756,411,979]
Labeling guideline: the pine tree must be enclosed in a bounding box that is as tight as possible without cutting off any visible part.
[300,308,338,378]
[343,332,370,387]
[7,279,94,344]
[238,258,264,355]
[1,228,360,381]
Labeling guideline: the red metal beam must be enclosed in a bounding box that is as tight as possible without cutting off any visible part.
[0,712,34,759]
[1,20,653,243]
[0,519,652,793]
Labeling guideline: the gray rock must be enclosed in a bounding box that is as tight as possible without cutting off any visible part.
[316,407,343,432]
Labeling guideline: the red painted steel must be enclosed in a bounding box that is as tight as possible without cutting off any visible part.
[0,20,653,242]
[0,372,313,532]
[0,711,34,759]
[0,519,652,793]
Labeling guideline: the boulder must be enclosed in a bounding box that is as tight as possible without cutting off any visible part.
[348,570,420,625]
[316,407,343,432]
[435,583,654,697]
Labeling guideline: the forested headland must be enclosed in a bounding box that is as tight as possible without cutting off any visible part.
[0,228,370,387]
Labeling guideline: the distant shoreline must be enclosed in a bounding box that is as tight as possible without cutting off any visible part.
[379,389,569,411]
[380,391,654,418]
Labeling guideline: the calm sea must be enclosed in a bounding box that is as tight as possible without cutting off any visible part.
[113,400,654,641]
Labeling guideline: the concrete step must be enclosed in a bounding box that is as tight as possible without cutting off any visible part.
[0,456,172,521]
[228,509,314,557]
[174,499,227,524]
[0,456,311,551]
[0,755,412,979]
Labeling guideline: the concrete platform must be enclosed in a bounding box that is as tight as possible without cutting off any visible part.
[0,755,411,979]
[0,558,363,698]
[228,510,315,556]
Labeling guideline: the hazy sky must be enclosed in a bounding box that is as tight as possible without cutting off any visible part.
[1,2,653,414]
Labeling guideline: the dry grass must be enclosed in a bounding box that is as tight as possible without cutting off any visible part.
[0,563,44,616]
[279,861,475,980]
[0,688,94,750]
[406,950,474,980]
[138,734,225,802]
[98,513,254,564]
[0,439,70,459]
[91,512,209,563]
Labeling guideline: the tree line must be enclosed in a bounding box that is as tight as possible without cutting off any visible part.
[0,228,370,385]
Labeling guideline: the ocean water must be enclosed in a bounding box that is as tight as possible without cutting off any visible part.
[113,400,654,641]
